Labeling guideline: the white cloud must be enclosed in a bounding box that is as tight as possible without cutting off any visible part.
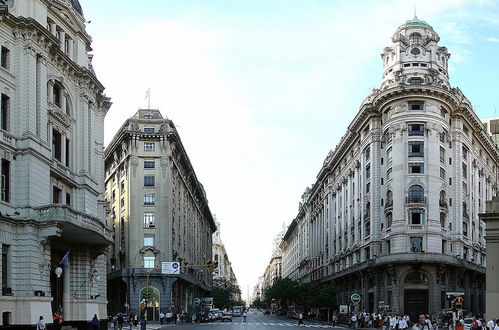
[486,36,499,42]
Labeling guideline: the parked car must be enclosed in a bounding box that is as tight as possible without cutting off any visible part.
[221,312,233,322]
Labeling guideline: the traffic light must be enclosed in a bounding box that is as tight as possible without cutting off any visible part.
[213,261,218,269]
[456,296,463,307]
[142,292,146,300]
[206,261,212,269]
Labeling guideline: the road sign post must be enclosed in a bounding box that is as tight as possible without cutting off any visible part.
[162,262,180,275]
[351,293,361,305]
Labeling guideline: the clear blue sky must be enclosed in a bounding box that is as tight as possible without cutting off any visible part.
[82,0,499,301]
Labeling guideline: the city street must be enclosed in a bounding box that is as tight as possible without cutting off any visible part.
[147,311,335,329]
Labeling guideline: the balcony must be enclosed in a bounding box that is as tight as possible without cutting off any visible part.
[0,130,15,147]
[37,205,113,244]
[405,196,427,204]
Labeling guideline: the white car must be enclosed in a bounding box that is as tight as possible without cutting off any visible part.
[463,318,473,330]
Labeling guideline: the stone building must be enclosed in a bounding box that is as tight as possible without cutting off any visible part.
[0,0,111,327]
[280,17,499,317]
[212,219,241,302]
[104,109,216,320]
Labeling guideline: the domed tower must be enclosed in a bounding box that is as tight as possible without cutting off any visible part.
[380,16,451,90]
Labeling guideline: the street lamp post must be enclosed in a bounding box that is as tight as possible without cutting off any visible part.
[143,266,160,321]
[55,267,63,309]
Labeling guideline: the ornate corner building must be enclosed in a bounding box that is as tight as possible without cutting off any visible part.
[104,109,216,320]
[281,17,499,317]
[0,0,111,327]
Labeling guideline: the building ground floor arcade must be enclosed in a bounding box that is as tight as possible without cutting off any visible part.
[327,255,485,319]
[107,269,212,321]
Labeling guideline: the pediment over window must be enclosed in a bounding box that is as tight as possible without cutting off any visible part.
[139,246,159,255]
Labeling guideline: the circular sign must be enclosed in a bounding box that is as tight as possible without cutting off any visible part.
[193,298,201,306]
[172,263,179,269]
[351,294,361,304]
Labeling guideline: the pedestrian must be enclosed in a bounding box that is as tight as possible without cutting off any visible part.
[91,314,99,330]
[36,316,46,330]
[495,320,499,330]
[351,313,358,330]
[412,314,432,330]
[298,312,304,326]
[332,314,337,327]
[159,311,165,325]
[117,313,124,330]
[140,317,146,330]
[243,311,247,322]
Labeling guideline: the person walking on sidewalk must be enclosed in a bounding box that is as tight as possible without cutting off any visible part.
[351,313,358,330]
[36,316,46,330]
[298,312,304,326]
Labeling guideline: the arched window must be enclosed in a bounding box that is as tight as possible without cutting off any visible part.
[386,190,393,206]
[405,270,428,284]
[408,185,424,203]
[409,32,422,44]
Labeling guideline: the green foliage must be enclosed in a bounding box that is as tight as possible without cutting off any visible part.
[263,278,336,309]
[212,278,242,310]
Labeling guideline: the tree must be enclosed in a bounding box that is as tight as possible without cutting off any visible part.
[264,278,300,307]
[212,278,241,310]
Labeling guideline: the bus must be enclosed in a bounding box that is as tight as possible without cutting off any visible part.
[232,306,245,317]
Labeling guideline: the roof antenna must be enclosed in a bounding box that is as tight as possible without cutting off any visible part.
[414,0,417,19]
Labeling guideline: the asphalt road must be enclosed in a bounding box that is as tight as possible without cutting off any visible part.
[151,311,336,330]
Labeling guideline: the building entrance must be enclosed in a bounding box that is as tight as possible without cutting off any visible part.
[404,289,428,320]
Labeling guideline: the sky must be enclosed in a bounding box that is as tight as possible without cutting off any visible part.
[82,0,499,301]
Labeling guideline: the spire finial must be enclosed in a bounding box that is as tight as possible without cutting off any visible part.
[413,0,417,19]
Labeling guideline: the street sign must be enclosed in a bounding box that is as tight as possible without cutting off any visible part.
[351,293,361,304]
[193,298,201,306]
[162,262,180,274]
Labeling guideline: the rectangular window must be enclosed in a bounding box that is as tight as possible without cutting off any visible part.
[1,46,9,69]
[65,138,70,166]
[440,147,445,163]
[120,198,125,209]
[386,213,392,228]
[463,247,468,259]
[1,159,10,203]
[144,235,155,246]
[409,209,424,225]
[410,237,423,252]
[365,147,370,161]
[365,164,370,180]
[144,161,155,168]
[440,168,446,179]
[408,141,424,157]
[144,143,155,152]
[143,212,155,228]
[52,129,62,161]
[366,182,370,194]
[408,123,425,136]
[408,162,424,174]
[144,175,155,186]
[120,181,125,192]
[144,256,155,268]
[144,127,155,133]
[439,132,445,143]
[408,101,424,110]
[387,168,392,180]
[144,194,155,206]
[1,94,9,131]
[66,192,71,206]
[463,222,468,237]
[143,114,153,119]
[387,147,392,161]
[52,186,62,203]
[462,146,468,160]
[442,240,446,254]
[462,163,468,178]
[2,244,10,294]
[387,240,391,254]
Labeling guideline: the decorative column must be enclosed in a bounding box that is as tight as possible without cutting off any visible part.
[478,196,499,319]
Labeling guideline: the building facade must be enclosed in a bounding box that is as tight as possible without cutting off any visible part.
[104,109,216,320]
[212,219,241,302]
[0,0,111,327]
[280,17,499,317]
